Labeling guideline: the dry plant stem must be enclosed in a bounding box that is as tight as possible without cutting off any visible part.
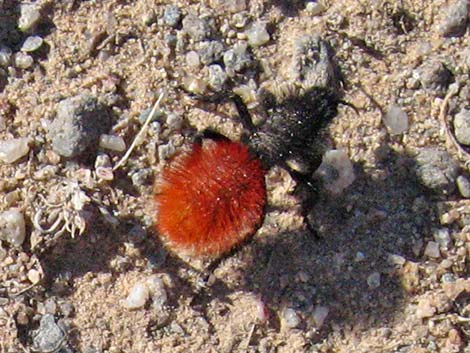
[113,91,165,171]
[439,84,469,164]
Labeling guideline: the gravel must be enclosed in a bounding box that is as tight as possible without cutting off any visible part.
[197,40,224,65]
[18,3,41,32]
[207,64,228,90]
[453,108,470,145]
[414,60,453,94]
[223,42,252,75]
[14,52,34,69]
[182,14,212,42]
[291,35,338,88]
[0,45,12,66]
[315,149,355,195]
[439,0,469,37]
[456,175,470,197]
[383,105,409,135]
[424,241,441,258]
[163,5,182,27]
[0,208,26,247]
[312,306,329,328]
[32,314,66,353]
[245,22,270,47]
[414,148,459,195]
[0,137,30,163]
[48,94,112,158]
[282,308,301,329]
[122,282,150,309]
[21,35,44,52]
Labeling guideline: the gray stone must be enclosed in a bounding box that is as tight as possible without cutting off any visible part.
[456,175,470,197]
[18,3,41,32]
[197,40,224,65]
[414,148,459,195]
[453,108,470,145]
[414,61,452,93]
[32,314,66,353]
[163,5,181,27]
[290,35,339,89]
[0,46,12,67]
[223,42,252,74]
[21,36,44,52]
[383,105,409,135]
[0,208,26,247]
[49,94,111,158]
[0,137,30,163]
[207,64,227,90]
[245,22,270,47]
[182,14,211,42]
[14,52,34,69]
[440,0,469,37]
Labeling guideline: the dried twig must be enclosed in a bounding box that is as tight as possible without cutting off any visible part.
[113,91,165,171]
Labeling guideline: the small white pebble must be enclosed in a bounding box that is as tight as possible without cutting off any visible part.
[282,308,301,329]
[0,138,30,163]
[312,305,329,327]
[27,269,41,284]
[18,3,41,32]
[316,149,355,194]
[367,272,381,289]
[99,134,126,152]
[354,251,365,262]
[186,51,200,67]
[416,298,435,319]
[383,105,409,135]
[306,1,326,15]
[14,52,34,69]
[146,275,168,309]
[0,208,26,247]
[388,253,406,266]
[21,36,43,52]
[245,22,270,47]
[433,228,451,249]
[424,241,441,258]
[122,282,149,309]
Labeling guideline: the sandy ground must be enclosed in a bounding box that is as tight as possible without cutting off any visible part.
[0,0,469,352]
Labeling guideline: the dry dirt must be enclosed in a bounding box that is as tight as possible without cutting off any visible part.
[0,0,469,352]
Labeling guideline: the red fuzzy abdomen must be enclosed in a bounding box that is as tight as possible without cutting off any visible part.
[155,139,266,257]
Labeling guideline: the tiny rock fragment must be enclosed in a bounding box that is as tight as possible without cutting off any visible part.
[27,269,41,284]
[439,0,469,37]
[383,105,409,135]
[416,297,436,319]
[122,282,150,309]
[18,3,41,32]
[21,36,44,52]
[281,308,301,329]
[49,94,111,158]
[315,149,355,194]
[312,306,329,328]
[0,45,12,67]
[99,134,126,152]
[367,272,381,289]
[246,22,270,47]
[453,108,470,145]
[0,137,30,163]
[32,314,66,353]
[0,208,26,247]
[456,175,470,197]
[424,241,441,258]
[306,1,326,15]
[414,148,459,195]
[14,52,34,69]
